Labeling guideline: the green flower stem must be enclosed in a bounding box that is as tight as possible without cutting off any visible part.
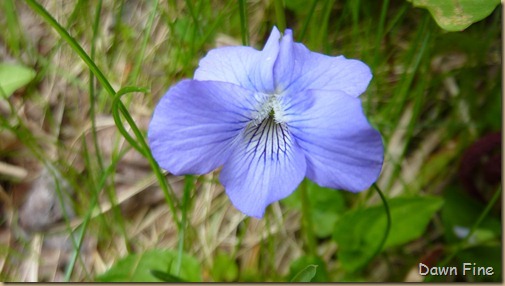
[300,179,316,256]
[273,0,286,32]
[112,87,180,231]
[371,183,391,259]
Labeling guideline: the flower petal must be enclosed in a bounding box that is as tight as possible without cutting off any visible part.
[148,80,259,175]
[274,29,372,97]
[194,27,281,93]
[282,89,383,192]
[220,118,307,218]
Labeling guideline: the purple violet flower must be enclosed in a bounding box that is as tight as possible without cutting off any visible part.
[148,27,384,218]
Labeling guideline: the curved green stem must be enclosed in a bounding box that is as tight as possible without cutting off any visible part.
[112,87,180,231]
[372,183,391,259]
[110,87,149,156]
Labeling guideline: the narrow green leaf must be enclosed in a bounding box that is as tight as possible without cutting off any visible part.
[408,0,500,31]
[0,63,35,98]
[290,265,318,282]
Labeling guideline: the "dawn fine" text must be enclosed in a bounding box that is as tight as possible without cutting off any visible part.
[419,263,494,276]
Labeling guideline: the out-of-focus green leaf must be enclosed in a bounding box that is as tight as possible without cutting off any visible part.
[441,186,501,244]
[290,265,317,282]
[333,196,443,271]
[408,0,500,31]
[0,63,36,98]
[457,246,502,282]
[285,0,309,13]
[210,251,238,282]
[281,180,346,237]
[150,270,185,282]
[95,249,201,282]
[481,92,501,131]
[288,255,328,282]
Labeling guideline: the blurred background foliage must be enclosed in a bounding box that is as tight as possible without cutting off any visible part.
[0,0,501,282]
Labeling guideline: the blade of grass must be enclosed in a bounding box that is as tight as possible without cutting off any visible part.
[175,175,194,275]
[25,4,182,274]
[23,0,179,223]
[320,0,335,53]
[273,0,286,32]
[64,0,86,29]
[184,0,200,35]
[89,0,104,172]
[2,0,23,57]
[64,147,131,281]
[300,179,316,257]
[372,0,390,67]
[127,0,159,85]
[384,19,432,192]
[238,0,249,45]
[297,0,318,41]
[0,110,89,281]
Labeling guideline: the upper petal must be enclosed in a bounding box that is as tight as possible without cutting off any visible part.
[194,27,281,93]
[220,117,307,218]
[274,29,372,97]
[282,89,384,192]
[148,80,259,175]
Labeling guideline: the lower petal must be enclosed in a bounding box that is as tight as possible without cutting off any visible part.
[283,89,384,192]
[220,118,307,218]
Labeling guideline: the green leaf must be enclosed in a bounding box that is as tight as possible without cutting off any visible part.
[0,63,36,98]
[287,255,328,282]
[150,270,186,282]
[210,251,239,282]
[441,186,501,244]
[290,265,318,282]
[408,0,500,31]
[333,196,443,271]
[95,249,202,282]
[457,246,502,282]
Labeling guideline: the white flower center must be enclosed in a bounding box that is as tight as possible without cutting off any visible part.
[253,93,285,125]
[242,93,292,163]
